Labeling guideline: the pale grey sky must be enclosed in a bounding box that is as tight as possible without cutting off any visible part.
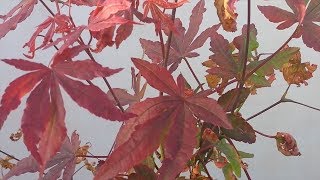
[1,0,320,179]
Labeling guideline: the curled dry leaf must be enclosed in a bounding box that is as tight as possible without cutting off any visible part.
[281,50,317,86]
[0,156,15,169]
[276,132,301,156]
[214,0,238,32]
[10,128,22,141]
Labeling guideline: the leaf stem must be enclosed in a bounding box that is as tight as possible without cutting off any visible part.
[163,0,178,68]
[183,58,204,91]
[0,149,20,161]
[254,129,276,139]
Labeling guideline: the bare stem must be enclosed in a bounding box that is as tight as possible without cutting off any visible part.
[246,100,281,121]
[39,0,55,16]
[246,85,291,121]
[283,98,320,112]
[0,150,20,161]
[183,58,204,91]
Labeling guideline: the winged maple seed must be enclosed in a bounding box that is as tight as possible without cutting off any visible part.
[94,58,231,179]
[0,46,134,176]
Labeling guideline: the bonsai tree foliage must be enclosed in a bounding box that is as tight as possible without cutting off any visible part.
[0,0,319,179]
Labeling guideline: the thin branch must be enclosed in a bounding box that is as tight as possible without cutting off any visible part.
[246,85,291,121]
[198,156,213,180]
[72,164,85,177]
[76,155,108,159]
[39,0,55,16]
[163,0,178,68]
[0,150,20,161]
[183,58,204,91]
[283,98,320,112]
[231,0,251,112]
[246,100,281,121]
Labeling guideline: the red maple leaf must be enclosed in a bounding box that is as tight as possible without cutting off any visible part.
[24,14,74,58]
[0,0,37,39]
[141,0,219,72]
[3,131,81,180]
[0,47,134,175]
[94,58,231,179]
[142,0,188,33]
[258,0,320,51]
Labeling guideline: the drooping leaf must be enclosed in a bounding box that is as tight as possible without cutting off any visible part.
[276,132,301,156]
[222,113,256,144]
[222,163,238,180]
[23,14,73,58]
[43,26,86,54]
[216,139,241,177]
[88,0,132,31]
[214,0,239,32]
[0,0,37,39]
[96,59,230,179]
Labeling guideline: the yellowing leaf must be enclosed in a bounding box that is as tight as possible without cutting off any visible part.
[205,74,221,88]
[214,0,238,32]
[0,156,15,169]
[281,50,317,86]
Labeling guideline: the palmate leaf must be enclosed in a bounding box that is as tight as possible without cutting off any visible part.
[141,0,219,72]
[0,0,37,39]
[4,131,81,180]
[94,58,231,179]
[258,0,320,51]
[0,48,133,175]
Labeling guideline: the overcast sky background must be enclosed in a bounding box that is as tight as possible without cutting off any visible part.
[1,0,320,179]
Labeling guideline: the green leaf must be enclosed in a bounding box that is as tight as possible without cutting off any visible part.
[222,163,238,180]
[222,114,256,144]
[247,74,271,88]
[216,139,241,177]
[238,151,254,159]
